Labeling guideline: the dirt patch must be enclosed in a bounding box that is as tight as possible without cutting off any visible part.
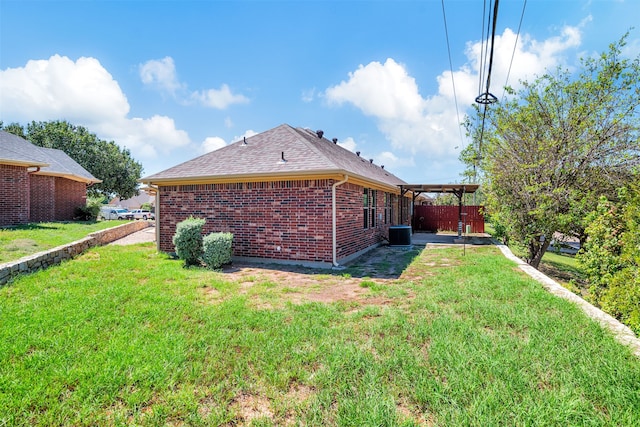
[231,393,274,423]
[200,244,473,307]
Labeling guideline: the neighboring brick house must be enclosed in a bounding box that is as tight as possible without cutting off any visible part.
[141,124,412,268]
[0,131,100,226]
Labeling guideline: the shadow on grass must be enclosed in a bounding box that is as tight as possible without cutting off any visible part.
[221,245,424,281]
[0,221,103,232]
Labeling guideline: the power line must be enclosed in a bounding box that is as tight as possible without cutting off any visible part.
[441,0,465,152]
[476,0,500,105]
[502,0,527,100]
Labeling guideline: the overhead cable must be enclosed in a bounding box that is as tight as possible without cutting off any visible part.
[502,0,527,100]
[476,0,500,105]
[441,0,465,150]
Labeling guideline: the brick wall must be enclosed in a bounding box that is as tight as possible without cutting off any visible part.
[335,183,391,260]
[54,178,87,221]
[158,179,334,263]
[30,174,55,222]
[157,179,401,264]
[0,164,30,226]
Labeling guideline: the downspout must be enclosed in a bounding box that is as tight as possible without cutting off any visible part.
[148,184,160,251]
[332,174,349,267]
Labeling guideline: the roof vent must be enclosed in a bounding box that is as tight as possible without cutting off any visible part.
[316,130,324,138]
[381,165,385,169]
[242,137,248,146]
[369,159,373,164]
[332,138,338,144]
[356,151,360,157]
[279,151,287,163]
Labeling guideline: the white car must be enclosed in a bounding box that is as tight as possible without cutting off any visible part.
[130,209,155,220]
[99,207,134,220]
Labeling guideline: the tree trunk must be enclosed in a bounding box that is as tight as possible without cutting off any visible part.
[528,236,552,269]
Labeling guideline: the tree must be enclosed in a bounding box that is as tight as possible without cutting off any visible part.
[577,186,640,334]
[1,121,143,200]
[463,34,640,268]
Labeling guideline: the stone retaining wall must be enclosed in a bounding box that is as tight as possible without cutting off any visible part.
[0,221,150,286]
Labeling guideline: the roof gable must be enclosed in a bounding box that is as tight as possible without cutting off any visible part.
[0,131,100,183]
[142,124,406,189]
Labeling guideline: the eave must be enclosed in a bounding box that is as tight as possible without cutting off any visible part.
[31,170,102,184]
[140,169,405,194]
[0,158,50,168]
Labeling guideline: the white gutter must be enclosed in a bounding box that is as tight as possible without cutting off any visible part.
[148,184,160,250]
[332,174,349,267]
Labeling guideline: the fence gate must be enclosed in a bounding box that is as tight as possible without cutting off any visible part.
[413,205,485,233]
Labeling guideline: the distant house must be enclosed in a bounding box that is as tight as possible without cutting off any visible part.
[141,124,412,267]
[0,131,100,226]
[109,190,156,210]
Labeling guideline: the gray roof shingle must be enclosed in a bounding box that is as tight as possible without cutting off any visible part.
[141,124,406,189]
[0,130,100,183]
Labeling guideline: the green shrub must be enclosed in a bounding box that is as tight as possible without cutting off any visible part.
[578,186,640,334]
[202,232,233,269]
[172,217,206,266]
[74,197,103,221]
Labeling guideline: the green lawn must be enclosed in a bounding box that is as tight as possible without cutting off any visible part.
[1,244,639,426]
[0,221,130,263]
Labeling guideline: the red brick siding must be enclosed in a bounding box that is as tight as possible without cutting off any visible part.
[30,175,55,222]
[335,183,390,260]
[54,178,87,221]
[157,179,403,264]
[159,180,334,262]
[0,164,30,226]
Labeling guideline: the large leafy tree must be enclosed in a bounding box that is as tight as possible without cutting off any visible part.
[577,186,640,334]
[463,34,640,268]
[1,120,143,200]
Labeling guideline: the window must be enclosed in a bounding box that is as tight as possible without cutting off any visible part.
[370,190,377,228]
[363,188,378,229]
[363,188,369,229]
[384,192,391,224]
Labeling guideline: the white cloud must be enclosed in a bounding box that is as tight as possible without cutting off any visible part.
[0,54,129,122]
[224,117,234,128]
[301,87,316,103]
[326,58,424,122]
[325,25,584,160]
[191,84,249,109]
[139,56,183,95]
[232,129,258,143]
[0,55,190,163]
[376,151,415,170]
[201,136,227,153]
[337,136,357,152]
[139,56,249,109]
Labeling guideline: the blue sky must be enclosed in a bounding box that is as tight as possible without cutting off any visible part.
[1,0,639,184]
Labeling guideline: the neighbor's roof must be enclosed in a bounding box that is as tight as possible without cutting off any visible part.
[0,130,101,184]
[141,124,407,191]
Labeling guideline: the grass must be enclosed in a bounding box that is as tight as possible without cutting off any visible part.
[1,243,639,426]
[0,221,130,263]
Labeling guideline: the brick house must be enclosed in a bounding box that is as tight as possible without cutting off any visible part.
[0,131,100,227]
[141,124,412,267]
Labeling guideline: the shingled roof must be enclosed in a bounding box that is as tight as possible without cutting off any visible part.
[0,130,100,184]
[141,124,407,190]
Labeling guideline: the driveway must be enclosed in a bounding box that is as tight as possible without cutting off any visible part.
[109,224,156,245]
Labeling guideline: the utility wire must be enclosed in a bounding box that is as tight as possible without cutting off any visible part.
[441,0,465,151]
[474,0,500,187]
[476,0,500,105]
[502,0,527,100]
[478,0,489,96]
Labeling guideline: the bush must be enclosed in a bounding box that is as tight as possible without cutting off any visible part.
[578,186,640,334]
[172,217,206,266]
[74,197,103,221]
[202,232,233,269]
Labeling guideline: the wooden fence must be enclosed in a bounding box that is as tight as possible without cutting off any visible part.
[413,205,485,233]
